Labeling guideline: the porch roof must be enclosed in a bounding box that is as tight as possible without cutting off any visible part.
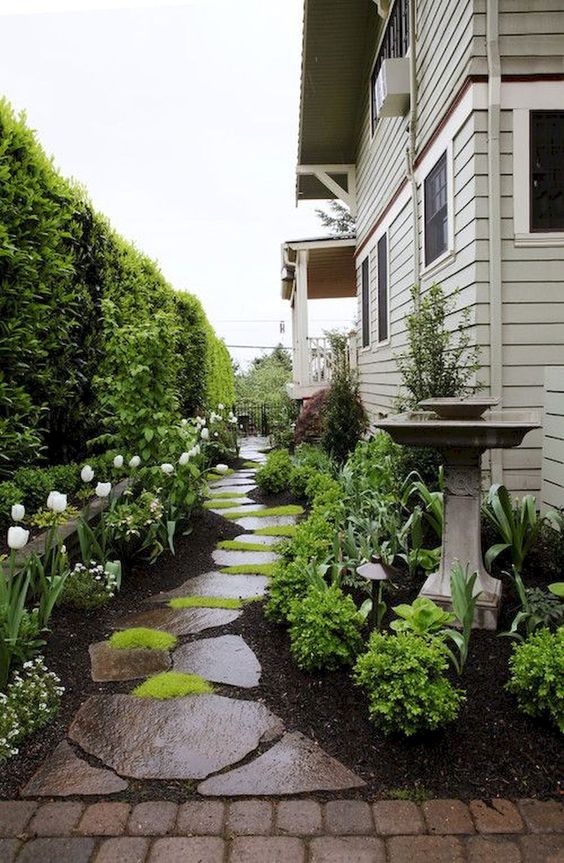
[281,236,357,301]
[296,0,378,202]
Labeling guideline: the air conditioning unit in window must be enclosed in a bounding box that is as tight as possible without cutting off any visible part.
[374,58,410,118]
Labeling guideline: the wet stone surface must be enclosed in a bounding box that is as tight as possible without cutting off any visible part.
[21,741,128,797]
[233,534,281,546]
[89,642,171,682]
[173,635,261,689]
[197,732,366,797]
[207,485,256,496]
[211,549,280,567]
[208,503,266,515]
[234,516,298,531]
[148,573,268,603]
[68,694,284,780]
[113,606,241,635]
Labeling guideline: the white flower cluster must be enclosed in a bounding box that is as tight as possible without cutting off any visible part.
[70,562,119,599]
[0,657,63,763]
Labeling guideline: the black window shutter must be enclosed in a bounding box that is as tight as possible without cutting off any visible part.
[377,234,388,342]
[361,257,370,348]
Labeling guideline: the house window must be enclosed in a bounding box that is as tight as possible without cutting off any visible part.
[361,256,370,348]
[424,151,448,266]
[377,234,388,342]
[370,0,409,133]
[530,111,564,232]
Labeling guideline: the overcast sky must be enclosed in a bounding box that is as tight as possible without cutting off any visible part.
[0,0,356,368]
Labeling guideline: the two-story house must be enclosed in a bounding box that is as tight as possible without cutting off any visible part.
[281,0,564,507]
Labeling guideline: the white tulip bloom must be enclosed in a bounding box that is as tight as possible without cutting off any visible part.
[8,526,30,550]
[81,465,94,483]
[11,504,25,522]
[214,432,219,438]
[200,427,210,441]
[95,482,112,498]
[47,492,67,513]
[179,452,190,465]
[180,418,188,427]
[217,403,225,411]
[193,444,201,456]
[129,455,141,468]
[161,463,174,475]
[113,455,124,469]
[215,464,229,474]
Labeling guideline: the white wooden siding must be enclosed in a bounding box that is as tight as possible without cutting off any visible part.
[542,368,564,510]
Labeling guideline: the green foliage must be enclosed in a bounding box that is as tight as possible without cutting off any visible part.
[321,332,367,463]
[242,461,262,469]
[354,632,465,736]
[506,628,564,732]
[220,563,277,576]
[235,344,292,407]
[395,282,481,409]
[0,482,22,527]
[391,598,455,637]
[289,445,336,499]
[109,628,177,651]
[217,540,279,552]
[30,506,80,528]
[12,464,81,514]
[203,499,243,509]
[256,450,293,494]
[484,485,541,574]
[173,292,209,416]
[288,584,364,672]
[444,563,480,673]
[254,525,297,537]
[60,563,118,610]
[206,331,235,409]
[132,671,213,699]
[0,658,63,762]
[265,559,311,623]
[223,504,303,520]
[502,567,564,641]
[169,596,248,609]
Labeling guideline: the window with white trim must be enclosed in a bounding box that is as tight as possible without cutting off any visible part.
[424,151,448,266]
[361,256,370,348]
[377,234,388,342]
[530,110,564,232]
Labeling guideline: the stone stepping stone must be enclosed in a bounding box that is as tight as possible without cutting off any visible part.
[89,641,171,682]
[114,606,241,635]
[148,573,268,603]
[21,741,128,797]
[212,549,279,567]
[173,635,261,689]
[233,533,281,546]
[197,732,366,796]
[69,694,284,780]
[234,516,298,531]
[211,480,257,490]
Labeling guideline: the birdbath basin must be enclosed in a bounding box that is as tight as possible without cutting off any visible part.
[375,399,541,629]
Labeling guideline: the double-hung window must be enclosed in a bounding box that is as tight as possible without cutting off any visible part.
[361,256,370,348]
[530,110,564,232]
[377,234,388,343]
[424,151,448,266]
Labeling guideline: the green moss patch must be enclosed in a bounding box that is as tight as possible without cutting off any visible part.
[132,671,213,699]
[205,491,242,499]
[168,596,250,609]
[223,504,303,521]
[206,469,235,481]
[217,540,280,552]
[109,628,177,651]
[220,563,277,577]
[242,460,262,468]
[254,525,298,537]
[203,499,245,509]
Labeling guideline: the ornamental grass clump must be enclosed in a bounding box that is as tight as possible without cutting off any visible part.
[132,671,213,699]
[109,628,177,651]
[506,628,564,732]
[287,584,364,672]
[354,632,465,736]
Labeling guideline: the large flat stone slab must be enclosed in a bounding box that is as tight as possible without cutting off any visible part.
[233,533,281,546]
[235,516,298,531]
[114,606,241,635]
[208,485,256,496]
[173,635,261,688]
[211,477,257,487]
[212,549,279,567]
[21,741,128,797]
[197,732,366,796]
[209,503,266,516]
[89,641,171,682]
[69,694,284,780]
[148,573,268,603]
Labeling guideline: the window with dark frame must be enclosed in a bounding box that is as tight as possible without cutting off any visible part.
[530,110,564,232]
[377,234,388,342]
[361,256,370,348]
[370,0,409,133]
[424,151,448,266]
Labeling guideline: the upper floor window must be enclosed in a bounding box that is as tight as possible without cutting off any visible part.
[370,0,409,134]
[530,110,564,232]
[361,256,370,348]
[424,151,448,266]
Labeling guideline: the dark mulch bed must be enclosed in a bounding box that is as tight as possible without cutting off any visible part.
[1,460,561,802]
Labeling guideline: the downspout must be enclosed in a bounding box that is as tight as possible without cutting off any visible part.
[406,0,420,296]
[487,0,504,484]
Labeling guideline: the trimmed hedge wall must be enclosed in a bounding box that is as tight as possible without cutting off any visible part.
[0,99,233,477]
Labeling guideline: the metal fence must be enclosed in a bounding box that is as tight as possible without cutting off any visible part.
[234,402,299,437]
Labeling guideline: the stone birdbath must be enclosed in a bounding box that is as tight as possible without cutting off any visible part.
[375,397,541,629]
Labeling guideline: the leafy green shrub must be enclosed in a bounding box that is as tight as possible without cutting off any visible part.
[284,508,336,564]
[321,333,367,463]
[0,658,63,762]
[506,628,564,732]
[288,584,363,672]
[109,628,177,651]
[391,598,455,637]
[206,330,235,409]
[0,482,22,527]
[256,450,293,494]
[132,671,213,699]
[294,443,335,474]
[354,632,465,736]
[61,563,119,610]
[265,559,311,623]
[11,468,54,514]
[289,464,319,499]
[527,516,564,581]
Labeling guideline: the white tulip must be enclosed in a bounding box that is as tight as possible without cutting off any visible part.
[193,444,201,456]
[11,504,25,522]
[129,455,141,468]
[81,465,94,483]
[95,482,112,498]
[8,526,29,550]
[215,464,228,474]
[199,417,207,426]
[218,403,225,411]
[200,427,210,441]
[214,432,219,438]
[47,491,67,513]
[46,491,58,510]
[180,418,188,427]
[161,463,174,475]
[113,455,124,469]
[179,452,190,465]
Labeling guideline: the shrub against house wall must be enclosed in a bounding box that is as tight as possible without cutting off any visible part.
[0,99,233,476]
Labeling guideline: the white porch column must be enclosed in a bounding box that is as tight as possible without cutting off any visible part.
[294,250,309,387]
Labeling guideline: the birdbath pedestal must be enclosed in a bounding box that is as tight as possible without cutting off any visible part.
[375,398,541,629]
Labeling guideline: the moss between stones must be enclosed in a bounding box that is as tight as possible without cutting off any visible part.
[132,671,213,699]
[254,525,298,537]
[223,505,303,521]
[220,563,277,577]
[203,499,246,510]
[109,628,177,651]
[217,540,280,552]
[242,461,261,468]
[168,596,259,609]
[206,469,235,481]
[205,491,242,499]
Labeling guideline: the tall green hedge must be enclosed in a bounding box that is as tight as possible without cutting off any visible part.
[0,99,233,477]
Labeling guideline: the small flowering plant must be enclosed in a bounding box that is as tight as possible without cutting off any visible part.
[0,657,64,763]
[104,491,165,562]
[61,562,120,610]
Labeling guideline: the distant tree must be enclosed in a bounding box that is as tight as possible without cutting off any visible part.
[235,344,292,408]
[315,201,356,236]
[251,343,292,373]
